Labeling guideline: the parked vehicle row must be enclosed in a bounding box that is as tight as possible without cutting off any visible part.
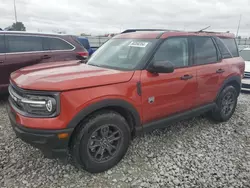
[0,31,90,93]
[240,48,250,90]
[7,29,245,173]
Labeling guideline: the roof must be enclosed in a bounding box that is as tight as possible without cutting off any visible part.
[114,29,235,39]
[0,30,69,37]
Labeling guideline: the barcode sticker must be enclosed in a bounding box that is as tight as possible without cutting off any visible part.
[128,42,148,48]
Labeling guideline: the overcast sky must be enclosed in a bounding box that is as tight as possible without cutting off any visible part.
[0,0,250,36]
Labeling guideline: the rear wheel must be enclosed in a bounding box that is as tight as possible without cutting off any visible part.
[210,85,238,122]
[70,110,131,173]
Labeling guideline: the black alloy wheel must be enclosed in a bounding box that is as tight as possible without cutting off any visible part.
[87,124,122,162]
[70,110,131,173]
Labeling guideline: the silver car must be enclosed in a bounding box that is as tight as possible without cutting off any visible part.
[241,48,250,91]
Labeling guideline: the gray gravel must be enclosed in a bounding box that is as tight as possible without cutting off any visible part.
[1,93,250,188]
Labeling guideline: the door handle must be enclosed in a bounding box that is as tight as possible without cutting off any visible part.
[216,69,225,73]
[42,55,51,59]
[181,74,193,80]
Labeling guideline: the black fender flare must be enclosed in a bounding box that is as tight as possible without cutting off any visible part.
[216,75,241,99]
[67,99,141,129]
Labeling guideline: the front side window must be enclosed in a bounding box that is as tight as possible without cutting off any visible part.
[6,35,43,53]
[0,35,5,53]
[239,49,250,61]
[193,37,217,65]
[87,38,156,70]
[153,37,189,68]
[48,38,74,51]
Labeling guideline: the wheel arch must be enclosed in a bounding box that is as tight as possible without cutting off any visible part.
[217,75,241,99]
[67,99,141,133]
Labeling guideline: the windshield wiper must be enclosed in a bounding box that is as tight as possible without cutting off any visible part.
[88,63,103,68]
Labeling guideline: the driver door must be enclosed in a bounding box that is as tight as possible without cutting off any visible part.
[140,37,198,124]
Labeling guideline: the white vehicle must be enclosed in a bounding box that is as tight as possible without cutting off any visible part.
[240,48,250,90]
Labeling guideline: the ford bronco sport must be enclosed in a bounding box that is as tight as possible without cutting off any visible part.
[7,29,245,173]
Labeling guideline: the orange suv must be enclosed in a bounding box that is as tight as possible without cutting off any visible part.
[7,29,245,173]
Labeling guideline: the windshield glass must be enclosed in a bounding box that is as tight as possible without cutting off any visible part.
[240,50,250,61]
[87,38,156,70]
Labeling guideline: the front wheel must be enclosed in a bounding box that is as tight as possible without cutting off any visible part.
[210,85,238,122]
[70,110,131,173]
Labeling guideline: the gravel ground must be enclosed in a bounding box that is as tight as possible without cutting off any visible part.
[1,93,250,188]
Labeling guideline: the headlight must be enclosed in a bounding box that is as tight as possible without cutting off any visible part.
[8,85,60,117]
[22,95,57,116]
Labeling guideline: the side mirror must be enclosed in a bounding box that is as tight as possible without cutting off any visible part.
[147,60,174,74]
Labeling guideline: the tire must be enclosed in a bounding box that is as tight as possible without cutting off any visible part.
[70,110,131,173]
[210,85,238,122]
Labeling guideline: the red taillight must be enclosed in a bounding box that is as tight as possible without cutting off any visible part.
[77,51,89,59]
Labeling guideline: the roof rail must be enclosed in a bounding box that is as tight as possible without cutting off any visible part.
[193,30,231,34]
[121,29,179,34]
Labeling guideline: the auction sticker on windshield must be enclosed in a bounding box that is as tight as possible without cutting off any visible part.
[128,41,148,48]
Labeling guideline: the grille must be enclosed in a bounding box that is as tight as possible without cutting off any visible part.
[244,72,250,78]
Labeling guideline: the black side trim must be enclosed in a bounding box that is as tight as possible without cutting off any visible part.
[216,75,241,98]
[67,99,141,129]
[140,103,216,134]
[136,82,142,96]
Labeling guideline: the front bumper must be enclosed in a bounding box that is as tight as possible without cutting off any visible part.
[241,78,250,91]
[7,104,74,159]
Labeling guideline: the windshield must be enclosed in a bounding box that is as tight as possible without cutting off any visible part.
[87,38,156,70]
[240,50,250,61]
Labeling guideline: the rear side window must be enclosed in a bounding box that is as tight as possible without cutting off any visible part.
[6,35,43,53]
[47,38,74,51]
[192,37,218,65]
[219,38,239,57]
[214,37,232,59]
[153,37,189,68]
[0,35,5,53]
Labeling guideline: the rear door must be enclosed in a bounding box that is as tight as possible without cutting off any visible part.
[2,34,52,89]
[192,36,228,106]
[44,37,76,61]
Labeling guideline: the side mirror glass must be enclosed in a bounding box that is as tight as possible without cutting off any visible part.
[147,60,175,74]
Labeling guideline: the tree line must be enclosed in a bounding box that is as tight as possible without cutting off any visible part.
[0,22,26,31]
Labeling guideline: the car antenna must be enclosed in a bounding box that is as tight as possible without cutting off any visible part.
[198,25,211,32]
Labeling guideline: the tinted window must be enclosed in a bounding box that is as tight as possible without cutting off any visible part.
[42,38,50,51]
[48,38,74,51]
[154,37,189,68]
[214,37,232,59]
[6,35,43,53]
[193,37,217,65]
[219,38,239,57]
[0,35,5,53]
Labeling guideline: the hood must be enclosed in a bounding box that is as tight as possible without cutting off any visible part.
[10,60,135,91]
[245,61,250,72]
